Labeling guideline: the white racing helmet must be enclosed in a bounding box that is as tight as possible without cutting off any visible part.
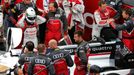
[25,7,36,24]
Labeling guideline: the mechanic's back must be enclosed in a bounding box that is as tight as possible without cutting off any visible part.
[18,41,36,75]
[47,39,74,75]
[28,44,56,75]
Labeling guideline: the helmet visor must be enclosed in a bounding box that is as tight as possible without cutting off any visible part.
[27,17,36,20]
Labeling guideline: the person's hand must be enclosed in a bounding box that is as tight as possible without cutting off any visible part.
[132,17,134,21]
[107,18,114,23]
[87,63,91,72]
[77,66,82,70]
[42,11,47,17]
[76,65,86,70]
[72,6,78,13]
[24,47,28,54]
[33,48,38,53]
[64,35,68,40]
[5,0,9,3]
[109,21,116,29]
[64,1,70,6]
[17,68,24,75]
[68,26,72,30]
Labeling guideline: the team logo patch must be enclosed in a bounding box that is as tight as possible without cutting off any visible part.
[55,14,61,18]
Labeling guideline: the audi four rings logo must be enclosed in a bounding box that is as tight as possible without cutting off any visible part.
[35,59,46,64]
[53,53,64,59]
[25,57,33,61]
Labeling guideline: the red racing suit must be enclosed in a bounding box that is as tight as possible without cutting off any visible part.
[93,6,117,39]
[48,48,74,75]
[16,14,46,47]
[62,0,85,30]
[44,8,68,47]
[74,41,89,75]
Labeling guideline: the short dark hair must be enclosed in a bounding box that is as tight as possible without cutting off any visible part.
[122,8,133,16]
[74,30,83,37]
[90,65,101,73]
[37,44,46,53]
[98,0,106,6]
[50,2,58,9]
[25,41,34,51]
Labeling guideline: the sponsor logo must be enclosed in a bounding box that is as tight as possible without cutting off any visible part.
[91,45,114,53]
[53,53,64,59]
[35,59,46,64]
[55,14,61,18]
[91,46,113,51]
[25,57,33,62]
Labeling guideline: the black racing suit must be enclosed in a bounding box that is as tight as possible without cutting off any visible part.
[48,48,74,75]
[111,17,134,52]
[28,54,55,75]
[74,40,89,75]
[18,52,36,74]
[114,17,134,32]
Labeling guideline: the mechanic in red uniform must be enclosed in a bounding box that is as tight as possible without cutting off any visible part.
[47,39,74,75]
[35,0,55,14]
[44,2,68,47]
[73,30,89,75]
[59,0,85,44]
[110,8,134,52]
[93,0,119,41]
[28,44,56,75]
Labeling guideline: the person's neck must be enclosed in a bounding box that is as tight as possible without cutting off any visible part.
[27,51,33,53]
[25,19,34,25]
[54,47,60,51]
[50,9,57,14]
[78,39,83,44]
[39,53,45,55]
[125,16,130,21]
[99,7,105,11]
[54,47,59,49]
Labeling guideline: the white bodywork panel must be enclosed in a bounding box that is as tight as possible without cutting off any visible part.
[100,69,130,75]
[7,28,22,50]
[0,11,3,28]
[88,54,115,67]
